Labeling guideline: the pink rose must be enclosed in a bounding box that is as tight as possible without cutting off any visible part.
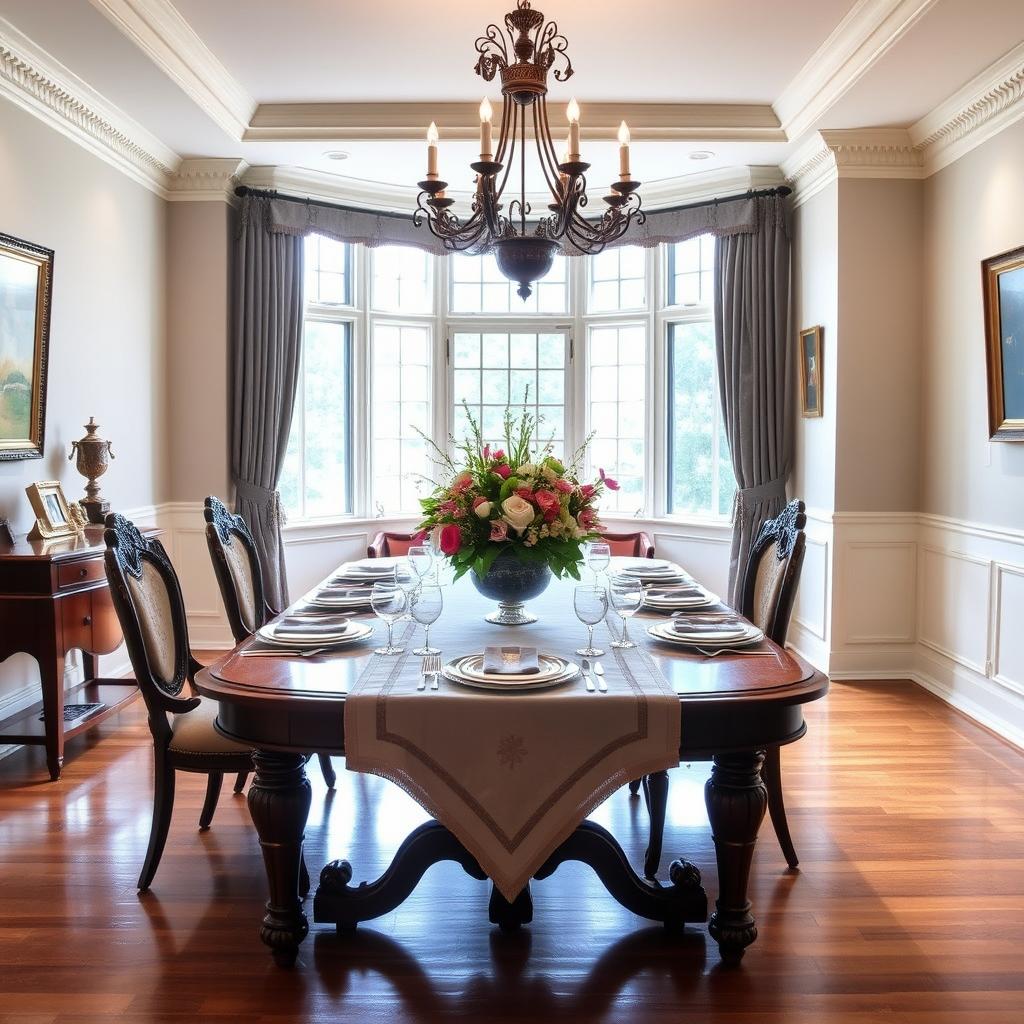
[489,519,508,541]
[534,489,558,513]
[439,524,462,556]
[544,507,558,523]
[472,495,489,511]
[554,478,573,494]
[599,468,620,491]
[514,486,534,501]
[579,508,598,528]
[492,449,506,461]
[438,499,459,516]
[579,483,596,500]
[493,463,511,479]
[451,472,474,494]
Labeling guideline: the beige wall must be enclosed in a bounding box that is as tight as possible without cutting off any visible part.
[922,117,1024,530]
[166,201,233,501]
[835,179,923,513]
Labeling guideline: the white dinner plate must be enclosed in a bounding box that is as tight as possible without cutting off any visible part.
[443,655,579,691]
[257,620,373,647]
[647,620,765,648]
[451,653,570,683]
[644,590,719,610]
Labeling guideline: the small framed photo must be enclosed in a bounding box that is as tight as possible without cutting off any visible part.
[982,244,1024,440]
[25,480,80,540]
[798,326,823,418]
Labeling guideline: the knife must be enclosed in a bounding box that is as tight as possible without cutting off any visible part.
[591,661,607,692]
[581,661,596,692]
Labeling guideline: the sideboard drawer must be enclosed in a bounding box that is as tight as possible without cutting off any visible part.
[57,557,105,591]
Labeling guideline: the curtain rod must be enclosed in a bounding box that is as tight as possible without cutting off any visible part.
[233,183,792,221]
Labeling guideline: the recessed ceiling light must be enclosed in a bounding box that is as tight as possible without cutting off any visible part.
[689,150,715,161]
[323,150,349,161]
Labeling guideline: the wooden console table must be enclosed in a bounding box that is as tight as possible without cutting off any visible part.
[0,525,142,780]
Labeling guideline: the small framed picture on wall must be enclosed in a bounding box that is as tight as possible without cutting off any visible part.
[982,244,1024,440]
[798,325,823,418]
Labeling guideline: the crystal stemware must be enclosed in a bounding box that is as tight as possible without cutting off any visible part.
[608,575,643,649]
[574,584,608,657]
[408,544,434,584]
[410,584,443,657]
[585,541,611,581]
[372,581,407,655]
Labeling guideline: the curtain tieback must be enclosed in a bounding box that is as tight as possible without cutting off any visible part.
[734,477,787,524]
[234,478,284,528]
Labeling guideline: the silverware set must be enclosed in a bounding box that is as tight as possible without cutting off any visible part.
[418,653,443,691]
[581,658,607,693]
[240,645,331,659]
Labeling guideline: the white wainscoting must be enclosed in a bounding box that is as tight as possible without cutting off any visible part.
[788,506,833,672]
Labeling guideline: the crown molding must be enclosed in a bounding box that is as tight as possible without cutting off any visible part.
[910,40,1024,174]
[167,157,248,202]
[0,16,177,196]
[89,0,254,141]
[774,0,938,141]
[245,101,785,143]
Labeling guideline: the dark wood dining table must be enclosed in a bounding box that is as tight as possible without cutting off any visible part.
[195,562,828,967]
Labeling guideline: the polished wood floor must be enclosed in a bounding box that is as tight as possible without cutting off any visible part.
[1,678,1023,1023]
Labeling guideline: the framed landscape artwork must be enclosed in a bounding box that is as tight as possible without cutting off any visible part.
[798,325,823,418]
[0,231,53,460]
[983,244,1024,440]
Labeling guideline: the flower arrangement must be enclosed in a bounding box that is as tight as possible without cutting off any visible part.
[417,403,618,581]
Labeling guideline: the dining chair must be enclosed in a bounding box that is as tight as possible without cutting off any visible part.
[103,513,255,892]
[367,530,429,559]
[635,499,808,877]
[203,496,337,790]
[599,530,655,558]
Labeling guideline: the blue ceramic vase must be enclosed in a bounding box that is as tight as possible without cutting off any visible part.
[470,547,553,625]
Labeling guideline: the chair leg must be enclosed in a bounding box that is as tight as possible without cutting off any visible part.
[317,754,337,789]
[233,771,249,794]
[199,772,224,831]
[642,770,669,880]
[764,746,799,868]
[138,753,175,892]
[628,778,642,796]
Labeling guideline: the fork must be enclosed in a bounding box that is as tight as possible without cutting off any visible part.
[695,647,776,658]
[420,653,443,691]
[240,646,330,659]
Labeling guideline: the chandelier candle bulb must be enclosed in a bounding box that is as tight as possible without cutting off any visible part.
[426,121,439,178]
[479,98,493,160]
[567,97,581,160]
[618,121,631,179]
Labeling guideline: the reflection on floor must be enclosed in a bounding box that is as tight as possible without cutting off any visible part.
[1,679,1023,1022]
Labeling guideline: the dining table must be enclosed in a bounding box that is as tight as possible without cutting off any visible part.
[194,558,828,968]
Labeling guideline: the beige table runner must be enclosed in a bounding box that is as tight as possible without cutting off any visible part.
[343,592,680,901]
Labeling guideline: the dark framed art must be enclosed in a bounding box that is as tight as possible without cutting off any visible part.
[983,244,1024,440]
[798,325,823,418]
[0,231,53,460]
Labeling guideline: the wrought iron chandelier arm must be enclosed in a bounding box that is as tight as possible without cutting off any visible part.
[530,102,561,202]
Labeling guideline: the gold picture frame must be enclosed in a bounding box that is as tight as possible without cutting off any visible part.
[798,325,823,418]
[0,232,53,461]
[25,480,81,541]
[982,244,1024,441]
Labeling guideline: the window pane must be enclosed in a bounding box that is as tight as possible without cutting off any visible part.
[668,321,734,516]
[304,235,351,306]
[371,322,432,513]
[450,254,567,314]
[372,245,431,314]
[588,246,645,312]
[587,324,646,515]
[668,234,715,306]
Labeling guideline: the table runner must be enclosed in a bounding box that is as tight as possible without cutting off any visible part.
[343,595,680,901]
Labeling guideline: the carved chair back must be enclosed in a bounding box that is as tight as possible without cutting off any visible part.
[204,496,269,644]
[103,513,199,744]
[598,530,655,559]
[738,499,807,646]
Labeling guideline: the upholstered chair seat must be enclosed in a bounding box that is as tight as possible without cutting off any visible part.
[169,699,252,759]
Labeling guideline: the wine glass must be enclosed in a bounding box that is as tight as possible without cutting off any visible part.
[574,585,608,657]
[410,584,443,656]
[372,581,407,655]
[408,544,434,584]
[608,575,644,649]
[585,541,611,581]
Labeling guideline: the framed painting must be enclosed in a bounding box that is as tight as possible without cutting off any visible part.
[983,244,1024,440]
[798,325,823,418]
[0,231,53,460]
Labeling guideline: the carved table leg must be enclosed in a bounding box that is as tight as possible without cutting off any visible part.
[39,647,65,781]
[488,884,533,931]
[704,751,767,964]
[642,769,669,880]
[247,750,312,967]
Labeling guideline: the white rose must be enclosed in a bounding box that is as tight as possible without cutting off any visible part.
[516,462,537,477]
[474,500,492,519]
[501,495,536,535]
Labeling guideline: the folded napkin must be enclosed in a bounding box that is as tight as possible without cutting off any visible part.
[482,646,540,675]
[322,581,373,592]
[647,585,704,599]
[672,617,745,636]
[271,615,350,640]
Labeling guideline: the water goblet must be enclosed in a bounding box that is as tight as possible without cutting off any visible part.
[410,584,443,657]
[408,544,434,584]
[574,585,608,657]
[608,575,644,649]
[372,581,407,655]
[585,541,612,581]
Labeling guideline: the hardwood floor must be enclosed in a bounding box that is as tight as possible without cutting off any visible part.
[1,678,1023,1023]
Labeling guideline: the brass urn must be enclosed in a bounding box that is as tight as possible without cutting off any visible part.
[68,417,115,524]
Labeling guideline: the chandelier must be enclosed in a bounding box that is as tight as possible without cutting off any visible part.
[414,0,644,300]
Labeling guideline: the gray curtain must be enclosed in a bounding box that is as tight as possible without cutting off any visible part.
[231,196,305,612]
[714,195,793,605]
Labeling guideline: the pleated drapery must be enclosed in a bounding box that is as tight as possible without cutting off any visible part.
[713,195,793,605]
[231,196,304,612]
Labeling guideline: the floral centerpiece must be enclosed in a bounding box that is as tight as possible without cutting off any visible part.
[417,404,618,623]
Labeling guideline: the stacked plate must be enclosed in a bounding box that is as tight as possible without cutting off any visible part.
[334,558,403,583]
[442,653,579,692]
[256,619,374,648]
[617,559,689,585]
[643,583,718,611]
[647,618,765,650]
[303,583,376,611]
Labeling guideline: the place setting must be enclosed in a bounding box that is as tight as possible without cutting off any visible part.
[646,611,771,658]
[441,645,580,692]
[238,612,374,659]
